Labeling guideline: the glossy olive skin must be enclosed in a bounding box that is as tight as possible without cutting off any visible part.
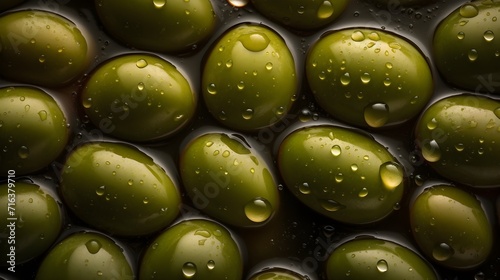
[248,268,308,280]
[60,142,181,236]
[410,185,493,269]
[95,0,216,53]
[251,0,350,31]
[202,24,298,131]
[326,238,438,280]
[36,231,134,280]
[180,132,279,227]
[0,87,69,175]
[81,54,196,142]
[139,219,243,280]
[278,125,404,224]
[433,1,500,93]
[414,94,500,187]
[0,182,62,264]
[0,10,88,87]
[306,28,433,129]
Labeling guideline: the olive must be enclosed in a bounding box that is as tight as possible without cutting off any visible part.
[36,231,134,280]
[247,267,309,280]
[180,132,280,227]
[0,182,62,264]
[278,125,404,224]
[81,53,196,142]
[410,184,493,269]
[306,28,433,129]
[251,0,350,31]
[325,237,438,280]
[414,94,500,187]
[94,0,216,53]
[139,219,243,280]
[0,86,69,175]
[60,142,181,236]
[433,1,500,93]
[0,10,89,87]
[202,23,298,131]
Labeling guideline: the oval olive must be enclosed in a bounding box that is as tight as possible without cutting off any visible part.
[433,1,500,93]
[306,28,433,128]
[202,23,298,131]
[0,10,89,87]
[326,237,438,280]
[414,94,500,187]
[81,53,196,142]
[0,182,62,264]
[410,184,493,269]
[0,86,69,175]
[60,142,181,236]
[139,219,243,280]
[180,132,280,227]
[36,231,134,280]
[278,125,405,224]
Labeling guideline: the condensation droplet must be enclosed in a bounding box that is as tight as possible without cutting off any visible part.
[483,30,495,42]
[182,262,197,278]
[265,62,273,70]
[137,82,145,91]
[38,110,47,121]
[364,103,389,128]
[468,49,478,61]
[427,118,438,130]
[242,108,254,120]
[239,33,270,52]
[351,30,365,42]
[225,59,233,68]
[136,59,148,68]
[377,259,388,273]
[432,243,454,261]
[455,143,465,152]
[457,31,465,40]
[227,0,249,7]
[18,146,29,159]
[379,162,404,190]
[244,198,273,223]
[317,1,334,19]
[207,260,215,270]
[153,0,166,8]
[96,185,105,196]
[360,72,371,84]
[207,83,217,95]
[351,164,358,172]
[422,140,441,162]
[459,4,479,18]
[358,187,368,198]
[85,240,102,254]
[320,199,345,212]
[299,182,311,194]
[340,72,351,86]
[331,145,341,156]
[39,55,45,63]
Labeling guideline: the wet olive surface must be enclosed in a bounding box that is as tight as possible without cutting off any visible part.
[0,0,499,279]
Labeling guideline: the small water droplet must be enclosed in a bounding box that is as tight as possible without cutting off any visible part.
[24,104,30,112]
[225,59,233,68]
[239,33,270,52]
[376,259,388,273]
[127,179,134,186]
[360,72,371,84]
[427,118,438,130]
[422,140,441,162]
[364,103,390,128]
[320,199,345,212]
[39,55,45,63]
[432,243,454,261]
[331,145,341,156]
[227,0,249,7]
[136,59,148,68]
[457,31,465,40]
[237,80,245,90]
[18,146,29,159]
[350,164,358,172]
[38,110,47,121]
[207,83,217,95]
[182,262,197,278]
[340,72,351,85]
[317,1,334,19]
[459,4,479,18]
[244,198,273,223]
[85,240,102,254]
[242,108,254,120]
[379,162,403,190]
[468,49,478,61]
[96,186,105,196]
[207,260,215,270]
[385,62,393,69]
[222,150,230,157]
[358,187,368,198]
[351,30,365,42]
[265,62,273,70]
[143,197,149,204]
[455,143,465,152]
[483,30,494,42]
[152,0,166,8]
[299,182,311,194]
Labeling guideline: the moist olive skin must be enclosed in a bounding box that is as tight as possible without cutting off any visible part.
[202,23,299,131]
[60,142,181,236]
[36,231,134,280]
[0,86,69,175]
[278,125,405,224]
[0,182,62,265]
[0,10,89,87]
[139,219,243,280]
[433,1,500,93]
[414,94,500,187]
[94,0,217,53]
[410,184,493,269]
[326,237,438,280]
[251,0,350,31]
[180,132,280,227]
[81,53,196,142]
[306,28,433,129]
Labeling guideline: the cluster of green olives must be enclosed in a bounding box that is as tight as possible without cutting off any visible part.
[0,0,499,279]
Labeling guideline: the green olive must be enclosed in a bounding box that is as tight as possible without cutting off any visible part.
[410,184,493,269]
[433,1,500,93]
[95,0,216,53]
[36,231,134,280]
[0,10,89,87]
[0,86,69,175]
[326,237,438,280]
[202,23,298,131]
[306,28,433,129]
[60,142,181,236]
[414,94,500,187]
[0,182,62,264]
[248,267,309,280]
[81,53,196,142]
[251,0,350,31]
[278,125,404,224]
[139,219,243,280]
[180,132,280,227]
